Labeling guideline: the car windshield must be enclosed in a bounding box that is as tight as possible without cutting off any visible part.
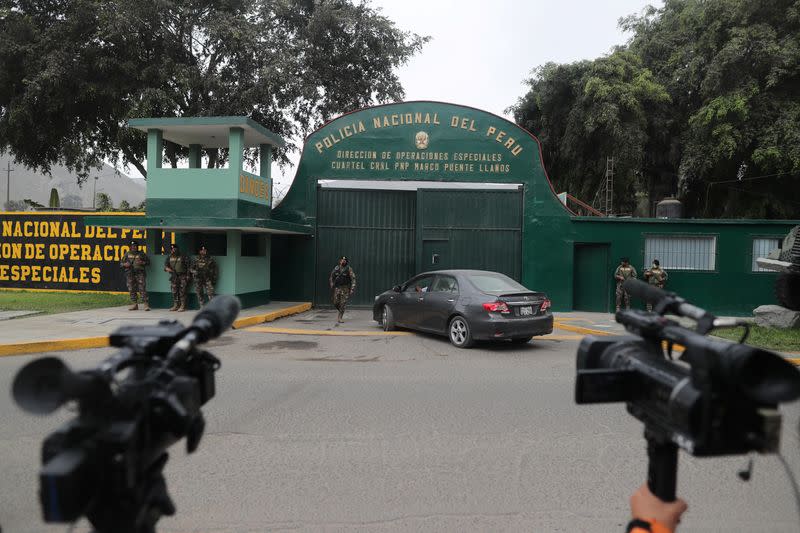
[467,272,528,293]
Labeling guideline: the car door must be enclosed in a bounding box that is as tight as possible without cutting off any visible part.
[394,275,435,328]
[421,275,460,333]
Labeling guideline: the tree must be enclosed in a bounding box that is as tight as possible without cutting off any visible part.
[95,192,112,211]
[48,187,59,208]
[511,50,669,214]
[625,0,800,218]
[118,199,131,211]
[0,0,427,182]
[512,0,800,218]
[4,199,26,210]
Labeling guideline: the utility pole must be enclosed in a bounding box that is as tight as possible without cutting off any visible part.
[92,176,99,210]
[5,161,13,207]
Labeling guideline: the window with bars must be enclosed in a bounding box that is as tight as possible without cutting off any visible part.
[644,235,717,271]
[751,237,781,272]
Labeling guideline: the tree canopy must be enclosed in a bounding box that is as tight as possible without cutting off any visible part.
[511,0,800,218]
[0,0,427,182]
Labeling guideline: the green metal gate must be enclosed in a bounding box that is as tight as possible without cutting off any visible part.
[418,189,522,280]
[315,186,523,306]
[316,188,416,306]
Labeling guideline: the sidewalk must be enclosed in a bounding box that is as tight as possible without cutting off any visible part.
[0,301,310,356]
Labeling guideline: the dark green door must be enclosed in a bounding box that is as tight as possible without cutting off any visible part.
[422,239,449,271]
[573,243,610,312]
[316,188,416,306]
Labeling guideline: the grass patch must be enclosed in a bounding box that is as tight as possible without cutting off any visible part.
[712,325,800,352]
[0,290,130,315]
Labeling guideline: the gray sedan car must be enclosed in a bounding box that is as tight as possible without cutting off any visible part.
[373,269,553,348]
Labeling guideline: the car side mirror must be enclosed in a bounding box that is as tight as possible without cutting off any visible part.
[392,285,401,292]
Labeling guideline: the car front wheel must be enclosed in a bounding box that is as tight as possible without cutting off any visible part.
[382,305,396,331]
[448,316,474,348]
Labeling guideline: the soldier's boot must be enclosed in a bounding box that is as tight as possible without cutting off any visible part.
[615,306,620,313]
[168,304,179,311]
[177,304,186,312]
[143,303,151,311]
[337,309,344,323]
[129,303,138,311]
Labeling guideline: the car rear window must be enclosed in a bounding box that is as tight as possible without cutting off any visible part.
[467,273,527,293]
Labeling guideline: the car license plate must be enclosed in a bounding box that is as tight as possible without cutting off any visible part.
[519,306,533,316]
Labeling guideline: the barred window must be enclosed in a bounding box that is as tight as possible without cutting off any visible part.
[644,235,716,271]
[752,238,781,272]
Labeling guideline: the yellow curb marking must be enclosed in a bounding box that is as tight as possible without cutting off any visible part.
[0,337,109,357]
[231,303,312,329]
[245,326,413,336]
[554,322,614,336]
[0,303,313,357]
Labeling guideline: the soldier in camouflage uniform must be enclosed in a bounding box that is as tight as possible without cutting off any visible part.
[164,243,190,311]
[120,240,150,311]
[614,257,638,312]
[191,244,218,306]
[329,256,356,323]
[643,259,668,312]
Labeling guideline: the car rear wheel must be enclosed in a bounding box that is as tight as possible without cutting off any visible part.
[511,336,533,344]
[448,316,474,348]
[382,305,396,331]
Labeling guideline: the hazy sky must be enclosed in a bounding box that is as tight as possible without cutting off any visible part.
[373,0,662,118]
[269,0,663,194]
[128,0,664,191]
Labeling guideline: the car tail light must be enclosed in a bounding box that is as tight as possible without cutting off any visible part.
[482,301,510,314]
[540,298,551,312]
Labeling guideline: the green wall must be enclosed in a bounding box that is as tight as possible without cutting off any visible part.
[272,101,797,315]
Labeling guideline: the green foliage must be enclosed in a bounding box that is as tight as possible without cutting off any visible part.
[48,187,59,208]
[95,192,112,211]
[117,199,130,211]
[712,325,800,352]
[512,0,800,218]
[511,50,670,213]
[0,0,427,181]
[0,289,130,314]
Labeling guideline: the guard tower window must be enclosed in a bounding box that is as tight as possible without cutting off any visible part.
[185,233,227,256]
[241,233,267,256]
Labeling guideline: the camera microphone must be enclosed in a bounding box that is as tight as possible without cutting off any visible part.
[166,295,241,364]
[190,295,241,342]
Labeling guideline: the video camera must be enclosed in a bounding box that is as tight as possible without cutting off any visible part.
[575,279,800,502]
[12,295,241,533]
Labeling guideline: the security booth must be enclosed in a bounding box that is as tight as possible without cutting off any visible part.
[270,101,796,316]
[86,117,312,308]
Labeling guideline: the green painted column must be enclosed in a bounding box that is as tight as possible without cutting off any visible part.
[259,143,271,179]
[229,127,244,175]
[147,129,163,170]
[188,144,202,168]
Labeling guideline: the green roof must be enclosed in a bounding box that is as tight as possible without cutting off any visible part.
[127,116,285,148]
[84,215,311,235]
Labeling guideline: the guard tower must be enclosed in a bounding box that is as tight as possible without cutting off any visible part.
[86,117,312,308]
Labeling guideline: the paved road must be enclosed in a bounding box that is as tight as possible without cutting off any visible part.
[1,310,799,532]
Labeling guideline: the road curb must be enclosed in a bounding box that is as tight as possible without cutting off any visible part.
[0,302,313,357]
[0,336,110,357]
[231,303,312,329]
[553,320,800,366]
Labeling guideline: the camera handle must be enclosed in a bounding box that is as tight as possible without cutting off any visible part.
[646,434,678,502]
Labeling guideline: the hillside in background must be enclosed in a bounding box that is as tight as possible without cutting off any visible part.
[0,155,145,209]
